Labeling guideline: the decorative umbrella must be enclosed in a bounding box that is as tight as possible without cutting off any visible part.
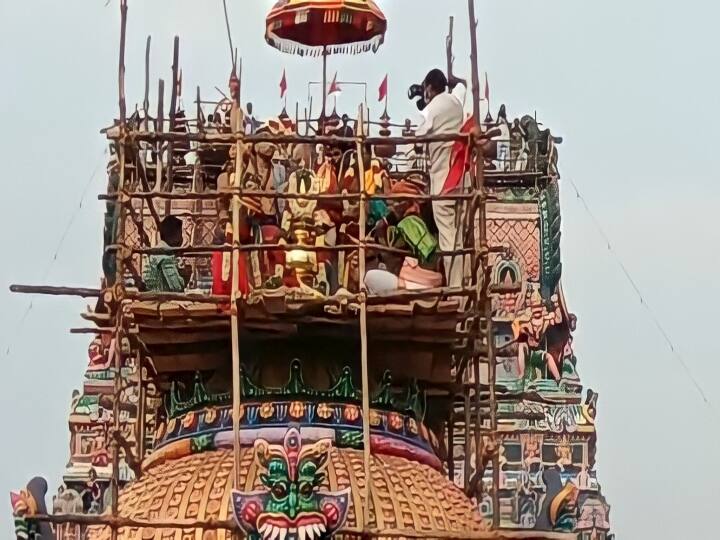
[266,0,388,117]
[266,0,387,57]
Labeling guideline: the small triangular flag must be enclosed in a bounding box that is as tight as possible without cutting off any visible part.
[328,72,341,95]
[280,69,287,98]
[378,74,388,102]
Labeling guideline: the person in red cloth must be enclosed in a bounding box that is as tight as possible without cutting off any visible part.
[211,220,251,297]
[414,68,468,288]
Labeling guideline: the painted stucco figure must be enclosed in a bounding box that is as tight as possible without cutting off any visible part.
[232,428,350,540]
[512,289,564,384]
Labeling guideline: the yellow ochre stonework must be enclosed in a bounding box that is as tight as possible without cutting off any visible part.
[90,448,486,540]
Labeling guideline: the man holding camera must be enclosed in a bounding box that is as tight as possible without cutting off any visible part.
[412,68,468,290]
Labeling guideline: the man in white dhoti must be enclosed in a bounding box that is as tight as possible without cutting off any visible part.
[415,69,467,289]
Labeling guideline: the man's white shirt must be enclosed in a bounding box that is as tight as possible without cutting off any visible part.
[415,84,467,194]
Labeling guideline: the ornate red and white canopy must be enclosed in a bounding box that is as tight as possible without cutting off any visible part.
[265,0,387,57]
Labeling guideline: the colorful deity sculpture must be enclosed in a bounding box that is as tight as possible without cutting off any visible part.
[232,429,350,540]
[10,478,52,540]
[512,289,564,385]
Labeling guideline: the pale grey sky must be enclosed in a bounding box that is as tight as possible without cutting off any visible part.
[1,1,718,538]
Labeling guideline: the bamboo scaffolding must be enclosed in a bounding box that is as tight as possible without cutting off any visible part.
[124,197,151,247]
[154,78,164,192]
[9,285,103,297]
[22,514,574,540]
[134,156,162,229]
[143,36,151,126]
[111,130,472,146]
[135,349,146,467]
[165,36,180,200]
[110,319,122,540]
[230,89,245,496]
[121,243,478,257]
[109,3,129,539]
[467,0,500,528]
[9,284,484,305]
[446,395,455,481]
[487,274,500,527]
[356,106,373,530]
[471,355,484,498]
[69,327,116,334]
[463,383,472,491]
[101,189,483,202]
[8,2,532,537]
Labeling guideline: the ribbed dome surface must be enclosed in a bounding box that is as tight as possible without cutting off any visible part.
[90,448,486,540]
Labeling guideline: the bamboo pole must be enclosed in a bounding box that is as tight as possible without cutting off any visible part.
[102,189,480,202]
[196,86,204,133]
[155,79,165,192]
[487,277,500,528]
[110,4,129,540]
[468,0,481,124]
[111,130,473,146]
[467,0,500,527]
[321,47,328,122]
[166,36,180,198]
[124,242,477,258]
[143,36,151,124]
[110,316,122,540]
[139,36,151,250]
[123,195,151,247]
[355,105,373,530]
[23,514,576,540]
[230,81,245,496]
[9,285,484,306]
[463,383,472,491]
[133,155,163,229]
[8,284,103,297]
[69,327,115,334]
[473,355,483,494]
[446,405,455,482]
[135,349,146,468]
[118,1,128,126]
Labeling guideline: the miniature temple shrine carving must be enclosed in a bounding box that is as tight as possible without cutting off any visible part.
[9,1,612,539]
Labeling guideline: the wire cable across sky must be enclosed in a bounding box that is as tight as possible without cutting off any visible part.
[567,177,717,418]
[4,148,107,357]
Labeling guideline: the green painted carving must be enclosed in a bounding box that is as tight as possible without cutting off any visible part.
[281,359,313,396]
[242,370,266,399]
[167,374,231,418]
[327,366,360,400]
[539,180,562,299]
[166,362,427,420]
[371,371,394,408]
[336,430,363,448]
[495,187,538,203]
[398,380,426,419]
[190,434,215,453]
[191,372,209,404]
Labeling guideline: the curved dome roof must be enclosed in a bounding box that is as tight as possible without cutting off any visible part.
[90,448,485,539]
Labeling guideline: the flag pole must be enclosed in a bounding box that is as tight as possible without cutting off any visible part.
[384,82,389,115]
[321,47,328,124]
[486,72,490,119]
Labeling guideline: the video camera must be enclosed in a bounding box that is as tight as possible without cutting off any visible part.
[407,84,427,111]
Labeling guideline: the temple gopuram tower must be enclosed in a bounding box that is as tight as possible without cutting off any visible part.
[9,2,611,540]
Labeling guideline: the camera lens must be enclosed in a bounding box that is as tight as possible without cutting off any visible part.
[407,84,424,100]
